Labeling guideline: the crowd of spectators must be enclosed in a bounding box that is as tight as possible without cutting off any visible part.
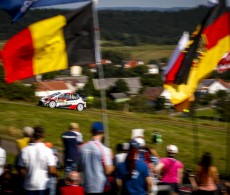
[0,123,229,195]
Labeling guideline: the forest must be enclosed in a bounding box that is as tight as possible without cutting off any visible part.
[0,6,210,45]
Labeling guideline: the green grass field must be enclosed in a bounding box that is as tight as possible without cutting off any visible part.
[103,44,175,64]
[0,101,229,176]
[0,40,174,64]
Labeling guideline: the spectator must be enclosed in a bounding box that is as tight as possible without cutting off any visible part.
[224,182,230,195]
[194,152,220,195]
[78,121,114,195]
[15,127,34,193]
[114,143,129,166]
[155,144,184,195]
[0,137,6,177]
[18,126,57,195]
[0,164,15,195]
[45,142,60,195]
[59,171,84,195]
[16,126,34,152]
[62,123,83,173]
[116,139,153,195]
[131,129,155,173]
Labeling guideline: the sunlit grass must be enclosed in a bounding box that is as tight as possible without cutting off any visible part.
[0,101,229,175]
[102,44,175,63]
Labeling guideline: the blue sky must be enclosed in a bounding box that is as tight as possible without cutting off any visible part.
[54,0,230,9]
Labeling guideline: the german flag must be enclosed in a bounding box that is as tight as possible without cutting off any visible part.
[164,0,230,111]
[174,0,227,85]
[0,2,95,83]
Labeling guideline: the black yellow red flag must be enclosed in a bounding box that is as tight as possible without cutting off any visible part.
[164,0,230,111]
[0,2,95,83]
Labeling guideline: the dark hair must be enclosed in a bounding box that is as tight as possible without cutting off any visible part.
[125,140,139,179]
[200,152,212,170]
[199,152,213,183]
[116,143,123,153]
[33,126,45,140]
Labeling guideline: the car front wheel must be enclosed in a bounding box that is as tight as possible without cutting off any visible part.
[77,103,84,111]
[48,101,56,108]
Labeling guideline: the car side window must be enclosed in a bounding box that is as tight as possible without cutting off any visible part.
[71,94,79,100]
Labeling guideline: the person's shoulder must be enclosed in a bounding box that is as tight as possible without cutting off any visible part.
[0,147,5,152]
[160,157,168,162]
[79,141,90,148]
[62,131,71,136]
[210,166,218,172]
[176,159,183,164]
[0,147,6,156]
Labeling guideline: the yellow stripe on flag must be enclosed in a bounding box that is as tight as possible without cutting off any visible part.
[29,15,68,75]
[165,35,230,105]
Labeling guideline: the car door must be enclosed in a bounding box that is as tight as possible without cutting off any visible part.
[67,94,79,105]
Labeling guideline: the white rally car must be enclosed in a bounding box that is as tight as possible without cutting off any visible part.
[38,92,87,111]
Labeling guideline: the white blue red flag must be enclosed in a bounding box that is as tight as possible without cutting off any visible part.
[0,0,90,22]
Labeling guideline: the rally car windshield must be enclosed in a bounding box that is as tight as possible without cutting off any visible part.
[49,92,61,97]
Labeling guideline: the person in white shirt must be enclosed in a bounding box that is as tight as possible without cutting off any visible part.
[0,137,6,177]
[18,126,56,195]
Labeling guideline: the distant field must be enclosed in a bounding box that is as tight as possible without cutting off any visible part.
[0,100,229,176]
[103,44,175,63]
[0,39,174,63]
[0,41,5,49]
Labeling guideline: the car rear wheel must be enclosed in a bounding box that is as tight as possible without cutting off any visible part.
[48,101,56,108]
[77,103,84,111]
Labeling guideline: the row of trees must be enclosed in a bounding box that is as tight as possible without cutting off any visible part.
[0,66,36,102]
[0,6,210,45]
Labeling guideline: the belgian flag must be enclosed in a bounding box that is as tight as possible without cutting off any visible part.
[0,2,95,83]
[164,0,230,111]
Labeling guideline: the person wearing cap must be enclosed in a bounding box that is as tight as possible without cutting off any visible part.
[131,129,155,172]
[61,122,83,173]
[116,139,153,195]
[15,126,34,192]
[16,126,34,152]
[78,121,114,195]
[59,171,84,195]
[18,126,57,195]
[154,144,184,195]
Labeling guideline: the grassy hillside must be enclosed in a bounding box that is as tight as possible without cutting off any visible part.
[0,40,174,64]
[0,101,229,175]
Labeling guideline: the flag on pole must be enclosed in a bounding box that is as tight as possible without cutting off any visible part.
[174,0,227,85]
[217,51,230,73]
[164,0,230,111]
[0,2,95,83]
[0,0,90,22]
[163,32,189,84]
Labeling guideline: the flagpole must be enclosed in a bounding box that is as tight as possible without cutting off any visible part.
[92,0,110,147]
[226,122,230,176]
[191,96,199,164]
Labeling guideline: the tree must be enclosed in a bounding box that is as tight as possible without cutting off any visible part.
[214,90,230,121]
[132,65,148,76]
[0,66,6,98]
[141,74,163,87]
[102,50,130,65]
[107,79,129,94]
[154,96,166,110]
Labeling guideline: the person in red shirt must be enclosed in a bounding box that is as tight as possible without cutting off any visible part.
[59,171,84,195]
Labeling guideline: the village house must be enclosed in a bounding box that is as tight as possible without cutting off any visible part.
[197,78,230,94]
